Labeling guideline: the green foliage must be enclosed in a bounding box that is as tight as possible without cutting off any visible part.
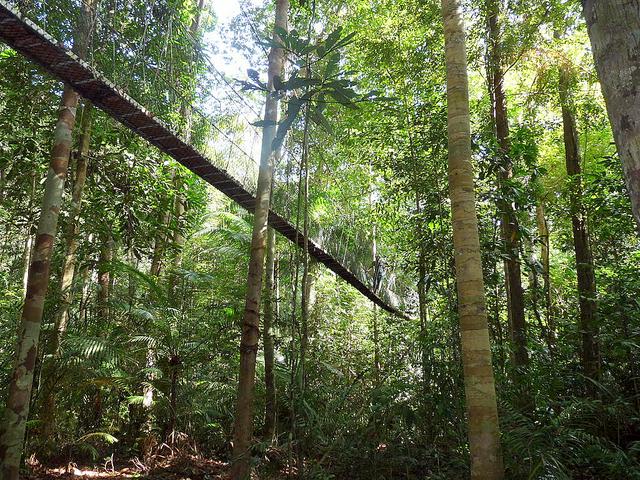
[0,0,639,478]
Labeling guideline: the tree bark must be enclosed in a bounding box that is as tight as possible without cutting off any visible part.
[168,175,186,299]
[166,0,206,298]
[486,0,528,373]
[39,101,94,440]
[263,226,276,442]
[97,235,113,321]
[558,62,600,386]
[583,0,640,230]
[0,0,96,472]
[231,1,289,478]
[21,173,37,300]
[441,1,504,478]
[535,202,553,350]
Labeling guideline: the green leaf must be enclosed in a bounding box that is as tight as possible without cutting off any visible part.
[310,108,333,134]
[77,432,119,445]
[250,119,277,128]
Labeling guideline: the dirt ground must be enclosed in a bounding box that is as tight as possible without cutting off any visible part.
[24,454,230,480]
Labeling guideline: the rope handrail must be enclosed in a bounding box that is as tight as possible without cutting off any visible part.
[0,0,413,316]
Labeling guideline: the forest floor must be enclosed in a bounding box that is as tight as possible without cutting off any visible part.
[24,454,230,480]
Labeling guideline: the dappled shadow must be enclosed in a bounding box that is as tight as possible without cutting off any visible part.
[25,454,228,480]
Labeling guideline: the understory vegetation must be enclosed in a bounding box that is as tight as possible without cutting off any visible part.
[1,0,640,479]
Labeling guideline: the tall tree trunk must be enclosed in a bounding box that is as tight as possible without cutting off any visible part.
[21,233,33,301]
[558,62,600,386]
[149,208,169,278]
[263,226,277,442]
[166,0,205,298]
[582,1,640,230]
[486,0,528,374]
[21,172,37,299]
[97,235,113,321]
[39,101,94,440]
[441,1,504,478]
[168,176,186,299]
[0,0,95,474]
[417,244,431,406]
[535,201,554,350]
[231,1,289,478]
[299,104,311,396]
[167,354,181,441]
[415,194,430,400]
[371,231,381,384]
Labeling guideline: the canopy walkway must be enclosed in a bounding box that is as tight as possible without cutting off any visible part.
[0,0,411,317]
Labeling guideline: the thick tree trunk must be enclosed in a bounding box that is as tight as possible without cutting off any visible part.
[231,1,289,478]
[583,0,640,230]
[486,0,528,373]
[263,226,277,441]
[558,63,600,386]
[441,1,504,478]
[39,101,94,439]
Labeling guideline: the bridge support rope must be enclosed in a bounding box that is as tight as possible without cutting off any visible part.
[0,0,408,318]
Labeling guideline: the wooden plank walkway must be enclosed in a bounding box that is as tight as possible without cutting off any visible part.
[0,1,407,318]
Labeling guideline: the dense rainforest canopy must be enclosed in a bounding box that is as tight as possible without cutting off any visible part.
[0,0,639,478]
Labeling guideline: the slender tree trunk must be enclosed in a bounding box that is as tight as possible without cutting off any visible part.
[441,1,504,478]
[263,226,277,441]
[53,102,93,349]
[168,176,186,298]
[149,199,171,278]
[231,1,289,478]
[21,233,33,301]
[167,355,180,441]
[21,172,37,300]
[583,0,640,230]
[486,0,528,374]
[535,201,553,350]
[166,0,206,297]
[558,62,600,386]
[372,233,381,384]
[97,235,113,321]
[39,101,94,440]
[299,104,311,395]
[417,244,431,405]
[0,0,96,472]
[415,194,430,400]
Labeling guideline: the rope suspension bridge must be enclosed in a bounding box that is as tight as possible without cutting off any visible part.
[0,0,412,318]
